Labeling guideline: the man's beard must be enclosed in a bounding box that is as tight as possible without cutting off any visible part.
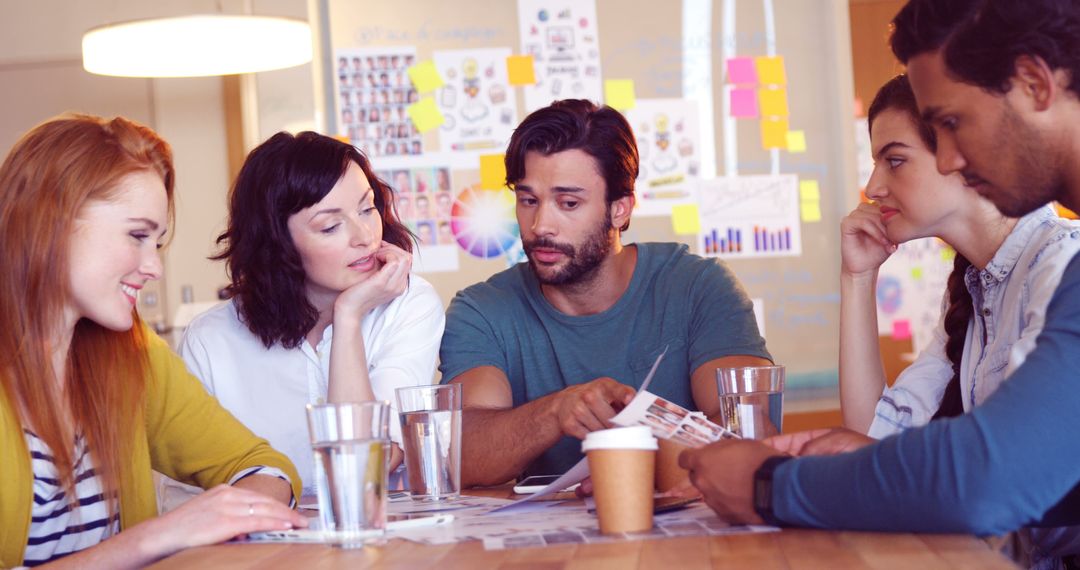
[979,104,1064,217]
[523,213,614,286]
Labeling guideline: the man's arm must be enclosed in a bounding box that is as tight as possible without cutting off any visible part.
[691,355,774,419]
[450,366,635,487]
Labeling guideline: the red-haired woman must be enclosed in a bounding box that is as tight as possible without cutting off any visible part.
[179,132,444,497]
[0,115,305,568]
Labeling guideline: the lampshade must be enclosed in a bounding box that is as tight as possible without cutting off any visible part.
[82,14,312,78]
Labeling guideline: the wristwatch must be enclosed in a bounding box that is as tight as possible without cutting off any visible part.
[753,455,794,526]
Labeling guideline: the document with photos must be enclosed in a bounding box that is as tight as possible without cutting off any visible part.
[610,390,738,447]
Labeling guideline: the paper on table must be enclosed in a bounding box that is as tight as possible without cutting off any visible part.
[487,348,669,514]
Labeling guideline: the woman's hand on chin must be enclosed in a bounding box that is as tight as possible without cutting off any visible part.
[334,241,412,322]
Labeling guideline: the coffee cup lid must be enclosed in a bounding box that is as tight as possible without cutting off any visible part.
[581,426,658,452]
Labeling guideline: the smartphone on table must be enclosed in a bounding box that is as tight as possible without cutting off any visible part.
[513,475,580,494]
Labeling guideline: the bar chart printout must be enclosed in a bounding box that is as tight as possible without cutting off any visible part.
[697,174,801,259]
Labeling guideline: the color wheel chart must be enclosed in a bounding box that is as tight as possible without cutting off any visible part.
[450,186,520,258]
[697,174,801,259]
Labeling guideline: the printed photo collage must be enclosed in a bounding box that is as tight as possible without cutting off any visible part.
[376,167,455,247]
[336,48,422,158]
[611,390,734,448]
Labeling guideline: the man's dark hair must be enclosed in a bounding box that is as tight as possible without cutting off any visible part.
[504,99,638,231]
[890,0,1080,97]
[214,131,413,349]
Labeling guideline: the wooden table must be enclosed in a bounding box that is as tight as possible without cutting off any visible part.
[148,489,1017,569]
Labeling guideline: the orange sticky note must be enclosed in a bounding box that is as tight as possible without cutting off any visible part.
[604,79,636,111]
[407,60,444,93]
[406,97,445,133]
[760,118,789,150]
[671,204,701,235]
[786,130,807,153]
[479,154,507,190]
[755,56,787,86]
[758,87,789,117]
[506,54,537,86]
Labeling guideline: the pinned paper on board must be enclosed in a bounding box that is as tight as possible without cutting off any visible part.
[726,57,757,84]
[407,97,446,133]
[671,204,702,235]
[876,238,954,354]
[891,319,912,340]
[697,174,802,259]
[408,60,445,93]
[754,55,787,86]
[626,98,701,216]
[506,54,537,85]
[760,118,789,150]
[604,79,636,111]
[517,0,603,112]
[479,153,507,190]
[786,130,807,153]
[730,88,759,118]
[335,46,421,159]
[758,88,789,117]
[378,164,459,272]
[432,48,518,153]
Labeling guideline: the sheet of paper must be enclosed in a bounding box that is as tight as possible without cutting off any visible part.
[408,60,445,93]
[726,57,757,84]
[604,79,636,111]
[432,48,518,152]
[517,0,603,112]
[671,204,701,235]
[407,97,446,133]
[760,118,789,150]
[506,54,537,85]
[611,389,739,446]
[758,87,789,117]
[786,130,807,153]
[375,165,456,250]
[625,98,702,216]
[875,238,953,353]
[730,88,758,118]
[334,46,421,159]
[754,55,787,85]
[486,458,591,514]
[697,174,802,259]
[637,345,668,393]
[479,153,507,190]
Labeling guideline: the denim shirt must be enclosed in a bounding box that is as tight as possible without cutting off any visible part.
[870,206,1080,437]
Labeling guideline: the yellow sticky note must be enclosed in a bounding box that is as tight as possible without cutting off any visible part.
[786,130,807,153]
[941,246,957,262]
[407,60,444,93]
[671,204,701,235]
[506,54,537,86]
[800,200,822,223]
[912,267,924,280]
[479,154,507,190]
[755,56,787,85]
[758,88,789,117]
[604,79,636,111]
[406,97,445,133]
[760,118,789,150]
[799,180,820,202]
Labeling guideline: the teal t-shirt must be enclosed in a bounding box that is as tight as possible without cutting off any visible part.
[439,242,771,476]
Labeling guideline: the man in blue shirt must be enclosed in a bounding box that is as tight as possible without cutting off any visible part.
[681,0,1080,534]
[439,100,771,486]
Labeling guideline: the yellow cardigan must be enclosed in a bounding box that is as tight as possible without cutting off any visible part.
[0,330,302,567]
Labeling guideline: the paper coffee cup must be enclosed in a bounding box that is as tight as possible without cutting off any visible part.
[582,426,657,534]
[654,438,691,492]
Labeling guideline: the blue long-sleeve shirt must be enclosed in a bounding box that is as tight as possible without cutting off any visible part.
[774,252,1080,535]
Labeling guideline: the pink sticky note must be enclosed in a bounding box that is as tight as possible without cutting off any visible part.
[892,319,912,340]
[727,57,757,84]
[730,88,758,118]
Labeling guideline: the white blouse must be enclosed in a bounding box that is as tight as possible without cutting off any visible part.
[179,275,445,494]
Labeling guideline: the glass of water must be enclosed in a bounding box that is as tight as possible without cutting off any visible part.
[306,401,390,547]
[395,384,462,501]
[716,366,785,440]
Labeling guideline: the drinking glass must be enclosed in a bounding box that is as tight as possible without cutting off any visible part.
[395,384,462,501]
[306,401,390,547]
[716,366,785,440]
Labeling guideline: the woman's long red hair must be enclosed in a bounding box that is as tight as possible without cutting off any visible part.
[0,114,175,515]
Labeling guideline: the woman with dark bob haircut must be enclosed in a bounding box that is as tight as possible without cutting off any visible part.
[179,132,445,495]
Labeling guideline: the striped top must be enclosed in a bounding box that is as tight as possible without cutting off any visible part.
[21,430,293,567]
[21,430,117,568]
